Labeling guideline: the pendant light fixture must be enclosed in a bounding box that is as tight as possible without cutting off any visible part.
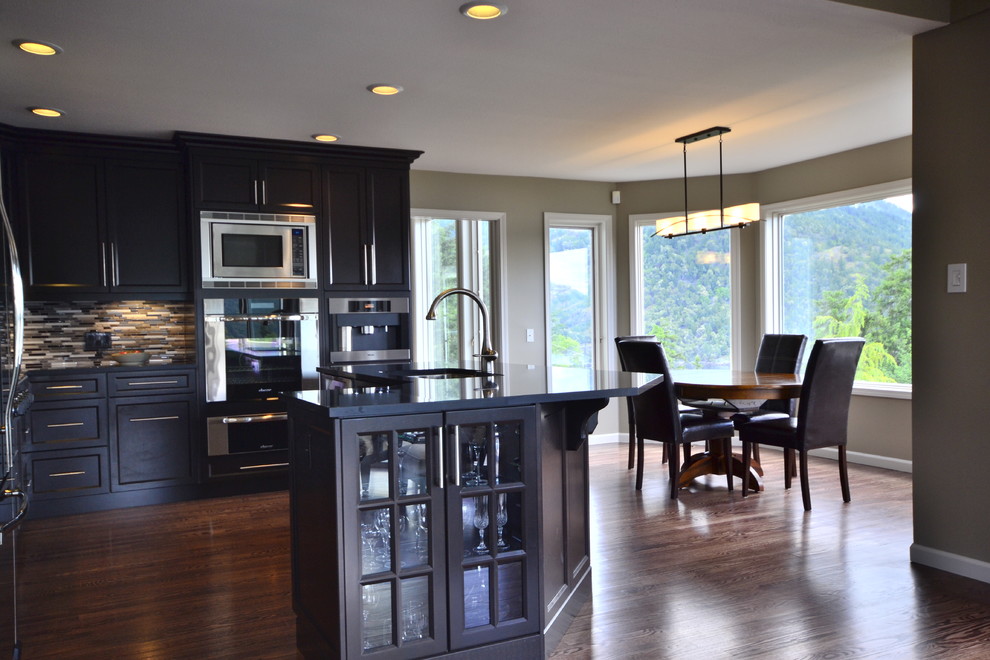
[654,126,760,238]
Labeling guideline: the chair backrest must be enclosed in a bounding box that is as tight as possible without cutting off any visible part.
[796,337,865,449]
[615,339,680,443]
[755,334,807,414]
[614,335,656,370]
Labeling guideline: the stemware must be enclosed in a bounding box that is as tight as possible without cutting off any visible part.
[495,495,509,551]
[473,499,490,554]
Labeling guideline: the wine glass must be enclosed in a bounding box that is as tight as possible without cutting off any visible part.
[362,586,380,650]
[495,494,509,551]
[473,498,490,554]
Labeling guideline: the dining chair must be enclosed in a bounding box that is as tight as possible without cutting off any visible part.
[615,335,660,470]
[739,337,865,511]
[616,339,736,497]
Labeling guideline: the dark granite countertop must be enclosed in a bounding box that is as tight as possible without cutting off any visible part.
[285,361,661,417]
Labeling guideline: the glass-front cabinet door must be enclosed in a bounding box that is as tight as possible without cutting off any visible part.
[446,406,540,651]
[341,412,448,659]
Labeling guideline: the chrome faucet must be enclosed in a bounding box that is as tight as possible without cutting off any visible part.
[425,287,498,361]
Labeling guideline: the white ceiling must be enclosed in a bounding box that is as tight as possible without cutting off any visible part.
[0,0,943,182]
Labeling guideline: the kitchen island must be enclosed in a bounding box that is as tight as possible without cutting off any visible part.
[284,361,659,659]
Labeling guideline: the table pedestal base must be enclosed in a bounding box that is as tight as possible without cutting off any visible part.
[678,445,764,493]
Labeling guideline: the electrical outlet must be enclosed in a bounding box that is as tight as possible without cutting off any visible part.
[526,328,535,342]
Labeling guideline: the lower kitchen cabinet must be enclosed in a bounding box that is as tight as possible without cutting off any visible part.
[292,405,541,659]
[111,395,194,490]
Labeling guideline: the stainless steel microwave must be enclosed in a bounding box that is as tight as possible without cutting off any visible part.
[200,211,318,288]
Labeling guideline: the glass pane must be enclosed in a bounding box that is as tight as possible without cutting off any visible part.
[495,492,522,553]
[362,582,393,651]
[361,508,392,575]
[359,431,390,501]
[462,495,491,557]
[464,565,491,629]
[400,576,431,643]
[496,562,524,622]
[493,421,521,484]
[638,224,731,369]
[780,194,912,384]
[399,503,430,570]
[548,227,594,389]
[397,430,429,497]
[424,218,460,362]
[458,424,489,488]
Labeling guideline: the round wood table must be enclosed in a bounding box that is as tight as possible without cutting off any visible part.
[671,370,802,492]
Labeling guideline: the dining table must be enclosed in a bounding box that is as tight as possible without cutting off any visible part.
[670,369,802,492]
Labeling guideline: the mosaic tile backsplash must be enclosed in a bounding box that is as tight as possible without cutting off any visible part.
[24,300,195,370]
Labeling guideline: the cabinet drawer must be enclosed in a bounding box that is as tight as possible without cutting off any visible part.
[29,402,107,450]
[109,369,195,396]
[30,374,106,401]
[30,449,109,498]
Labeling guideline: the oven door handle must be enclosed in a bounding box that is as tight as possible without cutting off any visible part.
[209,314,311,323]
[221,413,288,424]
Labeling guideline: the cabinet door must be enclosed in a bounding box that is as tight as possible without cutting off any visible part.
[340,413,448,659]
[324,166,367,289]
[104,158,188,293]
[446,406,541,651]
[20,154,105,293]
[366,167,410,290]
[111,395,194,490]
[259,161,319,212]
[193,156,259,210]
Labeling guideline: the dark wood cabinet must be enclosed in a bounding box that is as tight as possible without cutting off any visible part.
[291,404,541,659]
[192,154,320,212]
[324,166,410,291]
[18,151,187,297]
[111,395,194,490]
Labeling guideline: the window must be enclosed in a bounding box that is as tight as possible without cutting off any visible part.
[629,213,738,369]
[411,210,505,363]
[763,180,912,392]
[545,213,613,388]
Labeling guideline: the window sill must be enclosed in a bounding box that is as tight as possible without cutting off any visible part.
[852,382,912,400]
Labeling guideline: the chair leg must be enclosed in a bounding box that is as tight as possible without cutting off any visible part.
[668,442,679,499]
[682,442,692,465]
[635,434,645,491]
[752,443,761,464]
[839,445,851,503]
[784,448,794,490]
[723,438,733,492]
[742,441,751,496]
[799,450,812,511]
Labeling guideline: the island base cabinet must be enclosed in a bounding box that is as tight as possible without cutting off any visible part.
[289,403,542,659]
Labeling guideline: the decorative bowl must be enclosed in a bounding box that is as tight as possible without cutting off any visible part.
[111,350,150,366]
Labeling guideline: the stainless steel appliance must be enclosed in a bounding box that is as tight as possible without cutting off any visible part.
[203,297,320,403]
[200,211,317,289]
[206,411,288,458]
[327,297,410,364]
[1,157,29,660]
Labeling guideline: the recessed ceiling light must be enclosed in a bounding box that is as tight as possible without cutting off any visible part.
[367,84,404,96]
[459,3,508,19]
[13,39,63,56]
[312,134,340,143]
[28,107,65,118]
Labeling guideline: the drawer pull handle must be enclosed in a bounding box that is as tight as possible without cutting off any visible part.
[222,413,288,424]
[46,384,84,390]
[46,422,85,428]
[239,462,289,471]
[49,471,86,478]
[129,415,180,423]
[126,380,179,386]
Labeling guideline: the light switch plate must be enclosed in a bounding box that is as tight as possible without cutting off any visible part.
[947,263,967,293]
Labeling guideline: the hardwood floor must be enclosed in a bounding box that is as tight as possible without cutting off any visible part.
[15,445,990,659]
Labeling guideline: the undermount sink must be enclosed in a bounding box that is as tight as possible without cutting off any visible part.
[394,367,499,380]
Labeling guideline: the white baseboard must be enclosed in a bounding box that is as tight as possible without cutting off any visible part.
[910,544,990,585]
[606,435,912,473]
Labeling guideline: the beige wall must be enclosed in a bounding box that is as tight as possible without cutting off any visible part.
[410,138,913,462]
[913,10,990,568]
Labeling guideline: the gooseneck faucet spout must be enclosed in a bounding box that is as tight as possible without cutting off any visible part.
[425,287,498,361]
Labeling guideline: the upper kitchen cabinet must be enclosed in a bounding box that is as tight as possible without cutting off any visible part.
[324,165,410,292]
[191,153,320,213]
[17,147,188,299]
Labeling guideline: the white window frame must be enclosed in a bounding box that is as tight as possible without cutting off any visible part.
[760,178,912,399]
[410,209,509,363]
[543,212,615,375]
[628,212,743,369]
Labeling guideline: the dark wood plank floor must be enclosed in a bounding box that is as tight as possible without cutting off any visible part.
[15,445,990,659]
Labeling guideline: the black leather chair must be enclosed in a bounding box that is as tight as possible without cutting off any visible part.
[615,335,660,470]
[739,337,865,511]
[616,339,735,497]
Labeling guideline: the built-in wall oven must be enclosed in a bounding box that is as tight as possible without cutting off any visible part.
[203,297,319,466]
